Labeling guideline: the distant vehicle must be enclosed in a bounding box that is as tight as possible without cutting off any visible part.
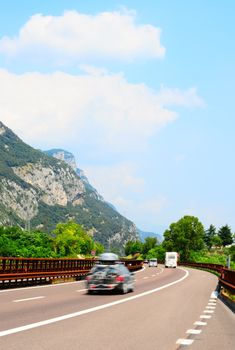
[86,253,135,294]
[165,252,178,268]
[148,258,158,267]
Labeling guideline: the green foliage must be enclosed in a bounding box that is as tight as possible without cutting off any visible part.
[218,225,233,246]
[146,245,166,261]
[0,222,105,258]
[163,215,205,261]
[142,237,158,256]
[189,249,235,269]
[124,240,143,256]
[53,221,95,257]
[0,226,54,257]
[124,236,164,260]
[227,245,235,262]
[204,224,217,250]
[211,235,222,247]
[93,241,105,255]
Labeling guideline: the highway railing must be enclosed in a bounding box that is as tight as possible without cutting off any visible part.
[0,257,143,288]
[180,262,235,294]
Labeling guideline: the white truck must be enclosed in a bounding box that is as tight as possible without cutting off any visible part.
[165,252,178,268]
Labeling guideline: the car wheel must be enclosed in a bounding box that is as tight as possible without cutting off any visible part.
[121,283,128,294]
[87,289,93,295]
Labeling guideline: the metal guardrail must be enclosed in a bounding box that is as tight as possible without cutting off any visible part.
[219,268,235,294]
[0,257,143,288]
[1,257,233,293]
[180,262,235,294]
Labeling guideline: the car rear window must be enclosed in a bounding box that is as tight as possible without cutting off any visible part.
[91,265,118,274]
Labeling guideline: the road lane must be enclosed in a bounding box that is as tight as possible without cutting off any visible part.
[0,266,233,350]
[0,265,179,331]
[0,266,222,350]
[189,297,235,350]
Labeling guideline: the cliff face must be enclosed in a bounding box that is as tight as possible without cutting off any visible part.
[0,121,139,250]
[12,162,85,206]
[44,148,105,202]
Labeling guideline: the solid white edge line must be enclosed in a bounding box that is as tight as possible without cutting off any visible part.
[13,296,45,303]
[0,268,189,337]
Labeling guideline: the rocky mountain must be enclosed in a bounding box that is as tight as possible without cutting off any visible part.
[0,121,139,251]
[44,149,105,202]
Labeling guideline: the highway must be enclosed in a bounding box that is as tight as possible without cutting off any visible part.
[0,265,234,350]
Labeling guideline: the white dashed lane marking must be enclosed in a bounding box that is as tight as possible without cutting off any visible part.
[186,329,202,334]
[175,289,218,347]
[203,310,214,313]
[200,314,211,319]
[13,296,45,303]
[194,321,207,326]
[176,339,194,345]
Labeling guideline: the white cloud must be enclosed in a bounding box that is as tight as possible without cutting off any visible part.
[156,86,204,107]
[0,10,165,64]
[84,163,145,200]
[0,69,202,153]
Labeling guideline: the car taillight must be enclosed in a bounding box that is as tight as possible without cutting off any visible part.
[116,275,124,282]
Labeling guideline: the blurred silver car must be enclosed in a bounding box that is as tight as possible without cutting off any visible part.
[86,254,135,294]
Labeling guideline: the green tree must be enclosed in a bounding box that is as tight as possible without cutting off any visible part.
[218,225,233,247]
[211,234,222,248]
[124,240,143,256]
[163,215,205,261]
[204,224,216,250]
[146,245,166,261]
[228,245,235,262]
[53,221,94,257]
[0,226,54,257]
[142,237,158,257]
[93,241,105,256]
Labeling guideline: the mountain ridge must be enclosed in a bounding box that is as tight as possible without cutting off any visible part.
[0,121,139,252]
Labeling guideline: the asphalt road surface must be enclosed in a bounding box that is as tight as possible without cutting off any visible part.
[0,265,234,350]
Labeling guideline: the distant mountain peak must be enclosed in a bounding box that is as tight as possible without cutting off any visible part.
[44,148,77,171]
[0,122,140,251]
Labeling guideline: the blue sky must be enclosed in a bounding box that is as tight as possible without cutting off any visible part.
[0,1,234,235]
